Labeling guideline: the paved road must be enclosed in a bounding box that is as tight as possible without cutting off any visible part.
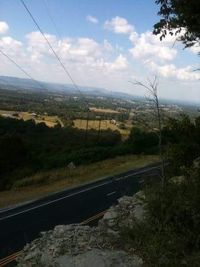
[0,163,161,260]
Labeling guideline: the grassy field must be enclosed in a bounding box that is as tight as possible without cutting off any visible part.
[73,119,132,139]
[0,155,159,208]
[89,107,120,114]
[0,110,63,127]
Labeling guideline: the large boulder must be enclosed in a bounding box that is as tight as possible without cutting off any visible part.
[99,192,145,232]
[55,249,143,267]
[17,193,145,267]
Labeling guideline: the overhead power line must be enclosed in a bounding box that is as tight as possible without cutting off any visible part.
[42,0,62,39]
[0,49,47,91]
[20,0,89,107]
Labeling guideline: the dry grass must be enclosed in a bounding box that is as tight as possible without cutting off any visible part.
[0,155,159,208]
[89,107,120,114]
[73,119,131,139]
[0,109,63,127]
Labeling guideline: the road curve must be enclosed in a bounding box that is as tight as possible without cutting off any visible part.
[0,162,161,261]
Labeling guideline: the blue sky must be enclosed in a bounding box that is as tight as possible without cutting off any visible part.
[0,0,199,102]
[1,0,158,37]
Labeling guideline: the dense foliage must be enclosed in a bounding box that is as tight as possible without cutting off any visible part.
[1,111,199,191]
[122,114,200,266]
[127,127,159,154]
[0,117,121,190]
[162,114,200,172]
[0,87,131,121]
[124,165,200,266]
[154,0,200,49]
[0,123,158,191]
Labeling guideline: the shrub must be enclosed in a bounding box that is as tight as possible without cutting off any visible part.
[127,127,159,154]
[122,166,200,266]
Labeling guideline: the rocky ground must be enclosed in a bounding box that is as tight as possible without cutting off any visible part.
[17,192,145,267]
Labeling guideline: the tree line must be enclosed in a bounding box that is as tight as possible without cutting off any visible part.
[0,113,199,191]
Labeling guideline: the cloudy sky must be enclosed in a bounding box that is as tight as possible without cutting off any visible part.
[0,0,199,102]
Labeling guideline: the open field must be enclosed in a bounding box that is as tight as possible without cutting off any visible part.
[0,155,159,208]
[89,107,120,114]
[0,110,63,127]
[73,119,132,139]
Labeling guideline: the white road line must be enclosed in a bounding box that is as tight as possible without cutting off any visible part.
[0,181,111,221]
[0,165,159,221]
[107,191,116,196]
[115,166,159,180]
[139,179,145,184]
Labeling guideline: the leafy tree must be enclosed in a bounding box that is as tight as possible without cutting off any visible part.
[127,127,158,154]
[154,0,200,49]
[0,117,122,190]
[162,115,200,173]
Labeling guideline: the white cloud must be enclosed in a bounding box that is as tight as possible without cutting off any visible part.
[0,30,128,86]
[129,31,138,43]
[0,21,9,34]
[69,38,101,57]
[0,36,23,57]
[104,16,134,34]
[130,31,177,62]
[86,15,98,24]
[110,54,128,70]
[26,32,116,69]
[189,42,200,54]
[128,27,200,82]
[103,39,113,52]
[0,23,199,101]
[0,36,22,48]
[146,60,200,81]
[26,31,57,57]
[94,54,128,71]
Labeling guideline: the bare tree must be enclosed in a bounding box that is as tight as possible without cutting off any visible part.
[130,76,166,187]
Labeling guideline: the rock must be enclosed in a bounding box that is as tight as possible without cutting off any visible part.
[17,193,145,267]
[99,192,145,232]
[55,249,143,267]
[103,210,118,220]
[193,157,200,168]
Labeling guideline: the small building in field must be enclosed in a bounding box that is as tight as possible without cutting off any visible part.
[110,119,117,125]
[30,112,37,117]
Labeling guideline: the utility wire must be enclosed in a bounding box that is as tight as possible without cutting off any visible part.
[0,49,47,91]
[42,0,91,107]
[42,0,62,39]
[20,0,89,108]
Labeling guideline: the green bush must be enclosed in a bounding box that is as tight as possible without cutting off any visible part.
[0,117,122,190]
[123,166,200,266]
[127,127,159,154]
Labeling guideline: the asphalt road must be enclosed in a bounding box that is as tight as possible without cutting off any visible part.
[0,162,161,260]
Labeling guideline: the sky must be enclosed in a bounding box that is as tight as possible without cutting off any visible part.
[0,0,199,102]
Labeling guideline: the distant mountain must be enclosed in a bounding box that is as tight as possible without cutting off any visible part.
[0,75,198,106]
[0,75,140,100]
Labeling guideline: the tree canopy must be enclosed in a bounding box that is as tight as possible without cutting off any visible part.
[154,0,200,49]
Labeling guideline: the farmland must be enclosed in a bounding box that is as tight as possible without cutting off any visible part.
[0,110,63,128]
[89,107,120,114]
[73,119,132,139]
[0,83,196,195]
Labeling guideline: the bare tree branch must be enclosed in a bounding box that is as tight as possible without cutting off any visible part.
[130,76,166,187]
